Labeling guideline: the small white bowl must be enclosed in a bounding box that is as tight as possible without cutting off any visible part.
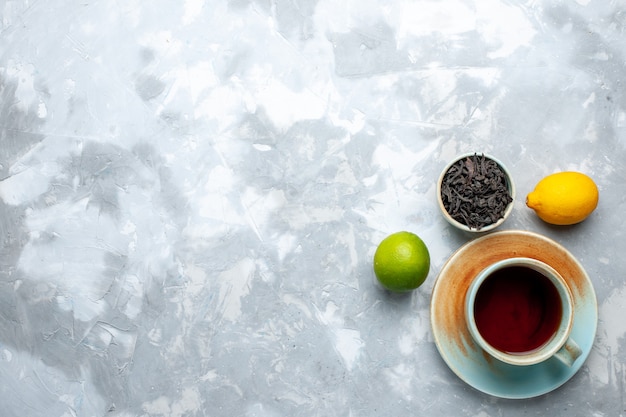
[437,153,515,233]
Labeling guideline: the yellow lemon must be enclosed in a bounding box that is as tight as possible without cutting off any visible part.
[526,172,599,225]
[373,231,430,292]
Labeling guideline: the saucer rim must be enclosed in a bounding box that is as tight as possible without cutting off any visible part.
[430,229,598,399]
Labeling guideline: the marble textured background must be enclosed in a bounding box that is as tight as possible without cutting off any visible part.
[1,1,625,416]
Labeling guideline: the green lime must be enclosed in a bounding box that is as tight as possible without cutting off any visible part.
[373,231,430,292]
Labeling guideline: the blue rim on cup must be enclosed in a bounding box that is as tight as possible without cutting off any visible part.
[437,153,515,233]
[465,257,582,367]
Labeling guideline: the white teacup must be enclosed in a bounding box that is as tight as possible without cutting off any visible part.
[465,257,582,367]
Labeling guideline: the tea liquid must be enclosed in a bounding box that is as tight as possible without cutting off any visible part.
[473,266,562,354]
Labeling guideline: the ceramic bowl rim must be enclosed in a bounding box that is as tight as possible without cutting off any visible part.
[436,152,516,233]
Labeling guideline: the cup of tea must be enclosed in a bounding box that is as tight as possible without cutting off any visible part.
[465,257,582,367]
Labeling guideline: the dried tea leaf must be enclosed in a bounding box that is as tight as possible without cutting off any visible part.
[440,154,513,230]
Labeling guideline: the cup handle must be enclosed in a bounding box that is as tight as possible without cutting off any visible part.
[553,337,583,367]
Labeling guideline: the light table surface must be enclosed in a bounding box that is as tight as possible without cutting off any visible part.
[0,1,625,416]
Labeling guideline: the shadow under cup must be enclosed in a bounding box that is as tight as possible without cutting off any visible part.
[465,258,582,367]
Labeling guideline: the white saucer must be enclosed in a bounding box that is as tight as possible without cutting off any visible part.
[430,230,598,399]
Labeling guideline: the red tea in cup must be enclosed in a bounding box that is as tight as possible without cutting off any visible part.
[473,265,562,354]
[466,257,582,367]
